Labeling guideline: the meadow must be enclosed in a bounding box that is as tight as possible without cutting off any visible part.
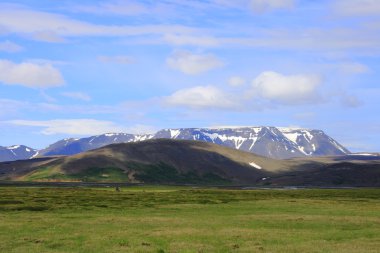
[0,186,379,252]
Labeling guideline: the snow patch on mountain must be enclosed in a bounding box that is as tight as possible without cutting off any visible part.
[31,151,39,158]
[7,145,21,150]
[249,161,262,169]
[0,126,350,162]
[170,129,181,138]
[349,153,379,156]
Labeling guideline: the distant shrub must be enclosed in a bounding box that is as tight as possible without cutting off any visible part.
[14,206,49,211]
[0,200,24,204]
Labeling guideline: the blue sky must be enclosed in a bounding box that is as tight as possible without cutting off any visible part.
[0,0,379,151]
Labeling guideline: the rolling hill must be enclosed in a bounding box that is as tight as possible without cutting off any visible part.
[0,139,378,186]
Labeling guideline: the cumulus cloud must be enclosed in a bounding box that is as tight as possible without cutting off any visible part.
[165,71,323,110]
[0,59,64,88]
[228,76,246,87]
[165,85,237,109]
[0,40,23,52]
[97,55,134,64]
[251,71,321,105]
[166,50,224,75]
[7,119,126,135]
[61,92,91,101]
[250,0,295,13]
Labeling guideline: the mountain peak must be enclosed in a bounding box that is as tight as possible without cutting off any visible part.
[0,145,38,162]
[0,126,350,162]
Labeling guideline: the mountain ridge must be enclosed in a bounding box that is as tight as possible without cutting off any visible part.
[0,126,349,162]
[0,139,378,186]
[0,145,38,162]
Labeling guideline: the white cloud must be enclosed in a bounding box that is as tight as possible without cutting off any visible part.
[165,72,323,110]
[250,0,295,13]
[62,92,91,102]
[335,0,380,16]
[1,4,379,56]
[165,85,237,109]
[251,71,321,105]
[166,50,224,75]
[0,7,198,41]
[228,76,246,87]
[0,40,23,52]
[7,119,127,135]
[0,59,64,88]
[97,55,134,64]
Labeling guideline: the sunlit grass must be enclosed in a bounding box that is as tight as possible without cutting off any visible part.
[0,187,379,252]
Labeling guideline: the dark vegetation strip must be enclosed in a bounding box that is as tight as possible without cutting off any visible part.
[0,180,376,189]
[0,187,379,212]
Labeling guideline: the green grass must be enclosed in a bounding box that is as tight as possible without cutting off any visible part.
[23,167,69,181]
[70,167,131,182]
[23,167,131,182]
[0,187,379,252]
[128,161,230,184]
[22,164,230,184]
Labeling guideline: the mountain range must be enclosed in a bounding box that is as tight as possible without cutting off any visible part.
[0,139,378,186]
[0,145,38,162]
[0,127,349,162]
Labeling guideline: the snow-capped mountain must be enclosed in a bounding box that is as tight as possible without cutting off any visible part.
[39,133,153,156]
[154,127,349,159]
[278,128,349,156]
[0,145,38,162]
[0,126,350,162]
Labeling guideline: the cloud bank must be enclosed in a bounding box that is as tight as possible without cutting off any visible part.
[7,119,126,135]
[165,85,237,109]
[164,71,323,110]
[251,71,321,105]
[0,59,64,88]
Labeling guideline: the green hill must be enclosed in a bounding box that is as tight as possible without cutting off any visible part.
[0,139,379,186]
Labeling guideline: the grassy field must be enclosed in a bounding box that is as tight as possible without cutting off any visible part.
[0,187,379,252]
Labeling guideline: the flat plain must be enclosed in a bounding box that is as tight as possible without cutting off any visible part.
[0,186,379,253]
